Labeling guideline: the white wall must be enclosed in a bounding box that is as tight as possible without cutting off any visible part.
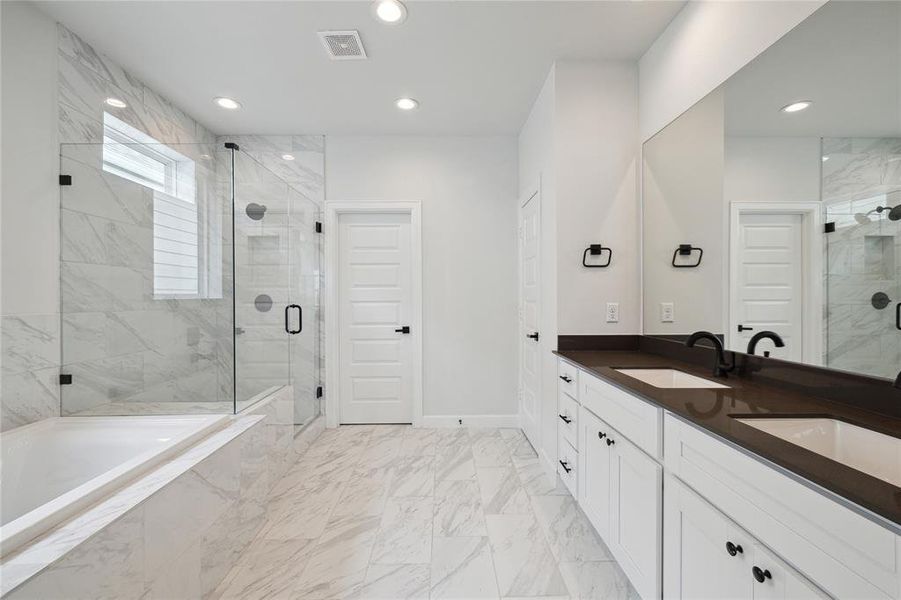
[1,1,60,429]
[724,137,821,205]
[325,135,519,420]
[555,61,639,334]
[638,0,826,142]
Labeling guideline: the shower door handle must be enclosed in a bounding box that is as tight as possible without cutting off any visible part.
[896,303,900,331]
[285,304,302,335]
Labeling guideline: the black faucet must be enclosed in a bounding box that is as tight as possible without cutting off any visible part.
[746,331,785,357]
[686,331,735,378]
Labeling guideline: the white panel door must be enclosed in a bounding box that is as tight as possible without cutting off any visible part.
[733,213,804,361]
[338,212,413,424]
[520,192,541,448]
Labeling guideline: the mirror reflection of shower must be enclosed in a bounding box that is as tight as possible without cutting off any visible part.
[853,204,901,224]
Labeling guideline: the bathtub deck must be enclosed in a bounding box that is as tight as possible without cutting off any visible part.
[213,425,637,600]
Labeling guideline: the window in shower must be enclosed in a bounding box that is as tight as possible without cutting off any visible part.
[102,112,205,298]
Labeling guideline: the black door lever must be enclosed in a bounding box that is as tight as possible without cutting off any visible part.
[395,326,411,334]
[526,332,539,341]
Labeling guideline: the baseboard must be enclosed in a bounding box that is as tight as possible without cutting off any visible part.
[420,414,520,428]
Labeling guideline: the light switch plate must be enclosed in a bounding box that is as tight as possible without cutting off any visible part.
[661,302,675,323]
[606,302,619,323]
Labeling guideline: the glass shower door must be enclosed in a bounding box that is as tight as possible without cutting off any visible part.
[232,151,292,411]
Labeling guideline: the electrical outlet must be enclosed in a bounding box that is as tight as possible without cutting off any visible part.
[606,302,619,323]
[661,302,675,323]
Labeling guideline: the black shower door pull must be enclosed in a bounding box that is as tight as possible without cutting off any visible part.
[896,303,901,331]
[285,304,302,334]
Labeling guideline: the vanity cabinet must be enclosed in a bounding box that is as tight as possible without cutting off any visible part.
[577,386,662,600]
[665,475,827,600]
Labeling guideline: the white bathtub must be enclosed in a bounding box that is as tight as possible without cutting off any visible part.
[0,414,228,557]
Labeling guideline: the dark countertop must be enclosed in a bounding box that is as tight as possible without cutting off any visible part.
[555,349,901,528]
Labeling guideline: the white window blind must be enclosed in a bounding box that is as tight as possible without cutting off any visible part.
[101,113,200,297]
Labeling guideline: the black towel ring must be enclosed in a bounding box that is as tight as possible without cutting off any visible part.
[582,244,612,268]
[672,244,703,268]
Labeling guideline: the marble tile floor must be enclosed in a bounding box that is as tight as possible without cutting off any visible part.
[212,425,638,600]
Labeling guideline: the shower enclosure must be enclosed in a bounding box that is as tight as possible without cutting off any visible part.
[823,137,901,379]
[58,139,321,428]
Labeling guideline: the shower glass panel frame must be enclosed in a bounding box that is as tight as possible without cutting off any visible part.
[58,140,321,424]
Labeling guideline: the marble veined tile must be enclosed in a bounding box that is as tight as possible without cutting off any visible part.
[434,479,488,537]
[215,537,316,600]
[346,563,430,600]
[261,472,344,541]
[434,442,476,482]
[58,25,145,100]
[485,514,568,598]
[477,467,533,515]
[371,497,434,564]
[293,514,381,599]
[389,454,435,497]
[1,314,59,375]
[517,461,569,497]
[558,560,638,600]
[430,536,500,599]
[1,367,59,432]
[531,495,613,563]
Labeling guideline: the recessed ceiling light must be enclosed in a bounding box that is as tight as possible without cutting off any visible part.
[781,101,812,113]
[214,97,242,110]
[105,97,127,108]
[281,154,295,161]
[396,97,419,111]
[373,0,407,24]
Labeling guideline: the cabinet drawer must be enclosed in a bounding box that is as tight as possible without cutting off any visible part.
[665,413,900,599]
[557,437,578,497]
[558,359,579,399]
[580,371,662,458]
[557,389,579,448]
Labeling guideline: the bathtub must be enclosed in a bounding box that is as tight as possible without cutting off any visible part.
[0,414,228,558]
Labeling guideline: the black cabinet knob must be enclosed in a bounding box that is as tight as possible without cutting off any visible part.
[558,414,572,424]
[598,431,607,440]
[605,438,615,446]
[527,332,539,341]
[726,541,743,556]
[752,567,772,583]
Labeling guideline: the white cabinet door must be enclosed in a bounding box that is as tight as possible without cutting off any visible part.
[610,432,662,600]
[579,407,613,540]
[750,543,830,600]
[664,476,751,600]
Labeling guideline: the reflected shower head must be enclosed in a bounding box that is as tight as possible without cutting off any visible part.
[853,205,901,224]
[889,205,901,221]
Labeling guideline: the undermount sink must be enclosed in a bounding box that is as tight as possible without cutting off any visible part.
[613,369,729,388]
[614,368,729,389]
[736,417,901,487]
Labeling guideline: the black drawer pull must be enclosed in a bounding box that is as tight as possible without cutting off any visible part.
[605,438,615,446]
[558,414,572,424]
[558,460,572,474]
[559,375,572,383]
[726,541,743,556]
[752,567,772,583]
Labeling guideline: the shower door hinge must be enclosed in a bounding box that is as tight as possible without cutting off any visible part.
[315,221,322,233]
[824,221,836,233]
[316,386,323,398]
[223,142,240,151]
[59,374,73,385]
[59,175,72,186]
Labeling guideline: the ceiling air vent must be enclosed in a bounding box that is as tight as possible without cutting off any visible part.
[318,30,367,60]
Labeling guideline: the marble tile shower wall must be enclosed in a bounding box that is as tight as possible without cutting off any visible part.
[219,136,325,426]
[0,24,228,429]
[822,138,901,379]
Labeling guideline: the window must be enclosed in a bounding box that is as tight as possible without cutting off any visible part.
[102,113,203,297]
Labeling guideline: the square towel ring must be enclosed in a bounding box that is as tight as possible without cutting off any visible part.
[582,244,612,268]
[672,244,703,268]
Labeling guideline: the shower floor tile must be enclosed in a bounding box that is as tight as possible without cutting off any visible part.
[212,425,638,600]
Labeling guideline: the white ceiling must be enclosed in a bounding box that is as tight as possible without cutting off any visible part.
[36,0,684,136]
[725,0,901,138]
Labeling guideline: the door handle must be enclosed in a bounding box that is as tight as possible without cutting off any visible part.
[395,326,411,334]
[526,332,539,341]
[285,304,302,334]
[896,303,900,331]
[737,324,754,332]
